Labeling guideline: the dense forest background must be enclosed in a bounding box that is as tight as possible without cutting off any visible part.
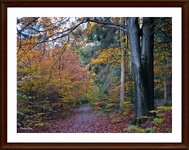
[17,17,172,133]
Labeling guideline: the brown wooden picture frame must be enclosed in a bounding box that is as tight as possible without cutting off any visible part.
[1,0,188,149]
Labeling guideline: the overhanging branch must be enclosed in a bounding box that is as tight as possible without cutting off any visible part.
[85,18,127,33]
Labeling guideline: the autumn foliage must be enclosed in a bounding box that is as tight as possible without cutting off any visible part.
[17,17,172,133]
[17,40,97,128]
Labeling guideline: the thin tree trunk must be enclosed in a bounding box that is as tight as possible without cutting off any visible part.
[167,74,172,102]
[164,74,172,103]
[164,80,167,102]
[119,18,126,109]
[120,46,125,109]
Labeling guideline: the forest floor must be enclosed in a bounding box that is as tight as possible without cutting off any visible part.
[33,104,133,133]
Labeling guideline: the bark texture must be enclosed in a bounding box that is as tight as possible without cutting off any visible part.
[128,17,155,120]
[141,17,155,113]
[120,18,126,109]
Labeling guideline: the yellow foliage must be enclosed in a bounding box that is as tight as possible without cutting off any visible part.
[87,22,97,32]
[91,47,121,65]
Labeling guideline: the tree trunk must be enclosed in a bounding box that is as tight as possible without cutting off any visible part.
[119,18,126,109]
[164,74,172,102]
[128,17,147,119]
[164,80,167,102]
[120,46,125,109]
[141,17,155,112]
[128,17,155,120]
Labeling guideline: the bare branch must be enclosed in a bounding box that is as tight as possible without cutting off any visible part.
[32,20,88,49]
[85,18,127,32]
[17,17,40,35]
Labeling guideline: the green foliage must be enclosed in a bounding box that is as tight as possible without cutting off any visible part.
[153,118,165,123]
[157,106,172,111]
[123,106,172,133]
[92,95,118,113]
[123,101,132,109]
[150,106,172,116]
[124,125,145,133]
[145,127,157,133]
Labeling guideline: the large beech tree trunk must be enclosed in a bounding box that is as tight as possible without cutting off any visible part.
[141,17,155,112]
[128,17,146,119]
[128,17,154,120]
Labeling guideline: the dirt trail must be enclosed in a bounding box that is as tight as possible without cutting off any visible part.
[34,104,130,133]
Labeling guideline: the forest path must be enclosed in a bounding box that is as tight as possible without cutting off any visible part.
[35,104,130,133]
